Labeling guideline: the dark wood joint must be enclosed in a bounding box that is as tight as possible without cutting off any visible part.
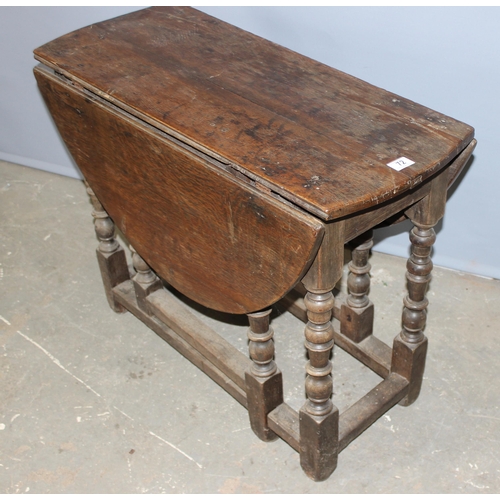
[302,221,345,294]
[340,302,374,343]
[405,168,448,228]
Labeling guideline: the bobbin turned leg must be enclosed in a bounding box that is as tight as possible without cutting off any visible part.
[245,309,283,441]
[341,230,374,343]
[391,170,448,406]
[300,291,338,481]
[391,224,434,406]
[299,222,344,481]
[85,182,129,312]
[129,246,162,315]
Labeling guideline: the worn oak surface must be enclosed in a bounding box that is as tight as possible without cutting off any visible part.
[35,67,324,314]
[32,6,479,483]
[34,6,474,221]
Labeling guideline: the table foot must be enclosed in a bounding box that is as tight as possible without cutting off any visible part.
[130,245,162,315]
[341,230,374,343]
[391,335,428,407]
[300,406,339,481]
[246,310,283,441]
[85,181,129,312]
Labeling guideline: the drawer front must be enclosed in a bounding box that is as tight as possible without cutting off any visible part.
[35,67,324,314]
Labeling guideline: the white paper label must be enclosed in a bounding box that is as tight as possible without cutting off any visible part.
[387,157,415,171]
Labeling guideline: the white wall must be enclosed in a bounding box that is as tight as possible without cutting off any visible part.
[0,6,142,178]
[1,7,498,279]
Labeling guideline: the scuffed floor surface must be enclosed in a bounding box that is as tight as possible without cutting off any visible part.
[1,160,499,493]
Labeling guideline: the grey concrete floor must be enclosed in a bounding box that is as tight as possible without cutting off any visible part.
[1,160,499,493]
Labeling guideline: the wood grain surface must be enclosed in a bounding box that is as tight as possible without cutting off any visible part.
[32,8,477,481]
[35,67,324,313]
[34,6,474,220]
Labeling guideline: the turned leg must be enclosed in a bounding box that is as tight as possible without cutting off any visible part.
[300,290,338,481]
[341,230,374,342]
[299,222,344,481]
[130,246,162,315]
[391,223,434,406]
[392,170,447,406]
[85,182,129,312]
[245,309,283,441]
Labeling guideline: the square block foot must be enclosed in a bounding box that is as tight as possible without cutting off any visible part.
[299,406,339,482]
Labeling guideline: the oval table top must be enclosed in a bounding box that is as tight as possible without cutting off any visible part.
[34,6,474,221]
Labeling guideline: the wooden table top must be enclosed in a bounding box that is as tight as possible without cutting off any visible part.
[34,6,474,221]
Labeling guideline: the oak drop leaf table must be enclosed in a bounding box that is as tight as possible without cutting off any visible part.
[34,7,476,481]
